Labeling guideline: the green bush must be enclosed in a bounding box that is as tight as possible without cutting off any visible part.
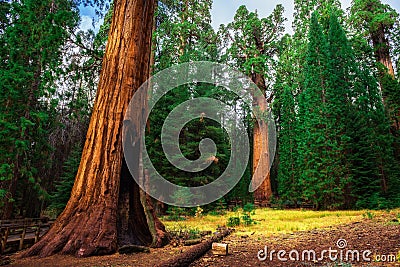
[227,203,257,227]
[363,211,374,220]
[243,203,255,213]
[241,203,256,225]
[227,216,240,227]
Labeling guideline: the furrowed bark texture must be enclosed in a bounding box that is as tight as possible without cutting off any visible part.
[252,73,272,205]
[19,0,168,258]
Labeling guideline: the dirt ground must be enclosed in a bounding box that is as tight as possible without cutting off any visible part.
[6,213,400,267]
[190,216,400,267]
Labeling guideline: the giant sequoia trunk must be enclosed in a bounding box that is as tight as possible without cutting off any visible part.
[20,0,168,257]
[252,73,272,205]
[372,23,395,78]
[369,17,399,132]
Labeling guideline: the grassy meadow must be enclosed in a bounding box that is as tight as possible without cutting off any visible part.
[161,208,400,237]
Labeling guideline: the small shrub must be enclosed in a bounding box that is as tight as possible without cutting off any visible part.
[232,205,240,212]
[241,213,255,226]
[227,203,257,227]
[227,216,240,227]
[243,203,255,213]
[241,203,256,225]
[363,211,374,220]
[208,210,221,216]
[187,228,201,239]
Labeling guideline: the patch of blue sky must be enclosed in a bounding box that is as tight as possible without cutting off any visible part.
[78,0,400,34]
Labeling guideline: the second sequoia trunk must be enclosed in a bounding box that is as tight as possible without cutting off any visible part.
[252,73,272,205]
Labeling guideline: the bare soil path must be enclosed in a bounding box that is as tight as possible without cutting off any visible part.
[190,217,400,267]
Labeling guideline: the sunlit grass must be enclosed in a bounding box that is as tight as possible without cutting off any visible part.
[161,208,400,237]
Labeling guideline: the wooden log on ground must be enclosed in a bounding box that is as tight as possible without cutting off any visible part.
[183,239,202,246]
[156,228,232,267]
[211,242,228,255]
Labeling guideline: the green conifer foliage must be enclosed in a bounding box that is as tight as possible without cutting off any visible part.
[148,0,234,207]
[0,0,78,218]
[349,64,400,209]
[274,35,300,206]
[297,12,333,209]
[48,146,82,216]
[285,10,400,209]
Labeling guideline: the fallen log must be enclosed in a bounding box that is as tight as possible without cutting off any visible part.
[156,228,233,267]
[211,242,228,255]
[183,238,202,246]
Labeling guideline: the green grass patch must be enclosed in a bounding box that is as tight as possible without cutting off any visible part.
[161,208,400,237]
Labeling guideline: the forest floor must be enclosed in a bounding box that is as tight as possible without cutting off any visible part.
[6,209,400,267]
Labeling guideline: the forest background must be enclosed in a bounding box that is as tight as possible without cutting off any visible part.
[1,0,400,220]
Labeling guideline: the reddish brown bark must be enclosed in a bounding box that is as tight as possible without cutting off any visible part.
[19,0,168,258]
[371,23,395,78]
[252,73,272,205]
[372,26,400,132]
[367,10,399,132]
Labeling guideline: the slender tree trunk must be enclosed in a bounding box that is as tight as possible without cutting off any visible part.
[19,0,168,258]
[252,73,272,205]
[179,0,189,57]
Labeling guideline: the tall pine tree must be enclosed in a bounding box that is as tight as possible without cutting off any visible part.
[0,0,78,218]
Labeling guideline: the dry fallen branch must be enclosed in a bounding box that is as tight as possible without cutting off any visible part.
[156,228,233,267]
